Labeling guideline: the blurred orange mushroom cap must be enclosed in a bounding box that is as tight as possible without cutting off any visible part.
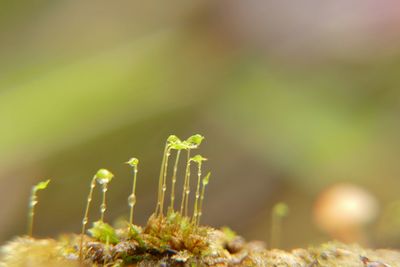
[313,183,379,238]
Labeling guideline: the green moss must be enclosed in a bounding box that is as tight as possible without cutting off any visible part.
[88,221,119,245]
[2,134,399,266]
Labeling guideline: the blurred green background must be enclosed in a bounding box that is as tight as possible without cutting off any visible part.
[1,0,400,249]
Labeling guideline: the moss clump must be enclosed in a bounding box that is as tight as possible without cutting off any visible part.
[1,134,400,266]
[0,237,79,267]
[3,236,400,266]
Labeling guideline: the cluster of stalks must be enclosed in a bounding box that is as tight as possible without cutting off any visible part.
[25,134,212,261]
[76,134,211,259]
[23,133,292,265]
[154,134,210,224]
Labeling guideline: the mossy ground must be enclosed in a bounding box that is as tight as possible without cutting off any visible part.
[2,135,399,266]
[1,214,400,267]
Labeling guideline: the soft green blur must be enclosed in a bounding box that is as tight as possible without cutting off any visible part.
[1,0,400,249]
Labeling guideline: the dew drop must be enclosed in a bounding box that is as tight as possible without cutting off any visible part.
[128,194,136,207]
[100,203,106,213]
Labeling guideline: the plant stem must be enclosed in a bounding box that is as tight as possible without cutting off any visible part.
[129,165,138,225]
[198,182,206,226]
[184,163,192,216]
[169,149,181,212]
[180,149,191,215]
[100,183,108,222]
[27,188,37,237]
[155,142,168,216]
[159,148,171,217]
[192,162,202,223]
[80,176,96,259]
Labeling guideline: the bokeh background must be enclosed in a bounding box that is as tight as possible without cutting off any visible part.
[1,0,400,249]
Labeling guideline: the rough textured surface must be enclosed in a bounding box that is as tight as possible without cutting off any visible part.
[1,234,400,266]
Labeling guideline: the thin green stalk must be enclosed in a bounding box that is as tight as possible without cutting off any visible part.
[192,161,202,223]
[80,176,96,259]
[100,183,108,222]
[180,149,191,215]
[197,173,210,226]
[169,149,181,212]
[128,164,138,225]
[159,147,171,217]
[155,142,168,216]
[184,165,192,217]
[270,202,289,249]
[27,187,36,237]
[27,179,50,237]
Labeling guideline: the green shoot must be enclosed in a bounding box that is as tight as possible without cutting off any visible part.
[95,169,114,222]
[126,158,139,225]
[128,224,145,247]
[169,139,188,212]
[160,147,171,217]
[180,148,191,216]
[79,169,113,259]
[169,149,181,213]
[198,172,210,225]
[27,179,51,237]
[155,135,178,216]
[80,174,97,259]
[180,134,204,216]
[186,134,204,149]
[270,202,289,249]
[190,155,207,223]
[88,220,119,244]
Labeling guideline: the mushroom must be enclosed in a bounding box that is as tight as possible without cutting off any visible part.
[313,183,379,244]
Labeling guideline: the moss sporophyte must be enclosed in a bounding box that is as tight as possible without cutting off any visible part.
[27,179,51,237]
[2,134,400,266]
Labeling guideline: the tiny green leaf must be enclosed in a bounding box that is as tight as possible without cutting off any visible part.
[202,172,211,185]
[170,140,189,150]
[128,224,145,247]
[273,202,289,218]
[186,134,204,148]
[190,154,207,163]
[167,135,180,144]
[95,169,114,184]
[88,220,119,244]
[33,179,51,192]
[221,226,237,242]
[126,157,139,167]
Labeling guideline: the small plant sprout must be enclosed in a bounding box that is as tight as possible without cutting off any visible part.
[270,202,289,249]
[168,139,188,212]
[79,169,114,259]
[27,179,51,237]
[80,173,98,259]
[126,157,139,225]
[180,134,204,216]
[88,221,119,245]
[198,172,211,225]
[155,135,179,216]
[186,134,205,149]
[190,155,208,223]
[95,168,114,222]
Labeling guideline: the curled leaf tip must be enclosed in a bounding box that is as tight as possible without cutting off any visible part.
[190,154,208,163]
[273,202,289,217]
[33,179,51,191]
[167,135,180,144]
[202,172,211,185]
[126,157,139,166]
[186,134,204,148]
[95,169,114,184]
[170,140,188,150]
